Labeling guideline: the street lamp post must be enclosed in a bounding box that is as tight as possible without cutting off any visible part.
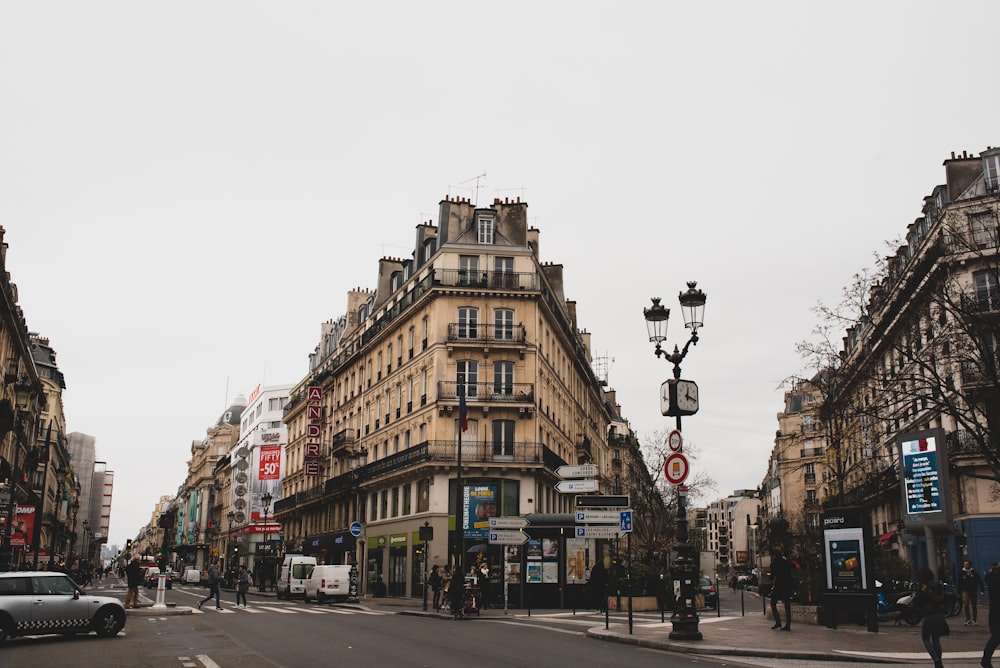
[644,281,707,641]
[261,492,272,592]
[82,520,89,564]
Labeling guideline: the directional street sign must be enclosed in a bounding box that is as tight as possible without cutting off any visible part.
[489,516,529,529]
[555,464,598,479]
[555,479,598,493]
[575,526,621,539]
[489,530,530,545]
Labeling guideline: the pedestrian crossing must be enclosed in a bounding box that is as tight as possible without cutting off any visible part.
[190,602,388,616]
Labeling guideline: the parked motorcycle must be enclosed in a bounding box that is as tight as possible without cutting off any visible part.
[876,580,921,625]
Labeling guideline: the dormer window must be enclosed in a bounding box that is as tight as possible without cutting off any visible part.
[390,271,403,292]
[984,151,1000,192]
[477,214,495,244]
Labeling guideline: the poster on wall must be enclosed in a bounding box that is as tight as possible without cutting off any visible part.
[542,562,558,583]
[526,562,542,583]
[10,505,35,548]
[542,538,559,560]
[463,484,498,539]
[505,562,521,584]
[525,539,542,560]
[565,538,589,584]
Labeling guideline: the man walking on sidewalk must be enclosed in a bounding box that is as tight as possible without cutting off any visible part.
[769,549,794,631]
[123,553,142,609]
[198,559,222,610]
[961,559,986,626]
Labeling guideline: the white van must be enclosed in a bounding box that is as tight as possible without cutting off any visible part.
[304,565,357,603]
[181,569,201,585]
[277,554,317,600]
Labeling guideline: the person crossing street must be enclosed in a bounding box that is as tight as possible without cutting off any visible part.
[198,558,223,610]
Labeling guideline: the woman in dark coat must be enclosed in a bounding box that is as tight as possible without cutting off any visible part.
[589,562,608,612]
[915,567,948,668]
[769,549,794,631]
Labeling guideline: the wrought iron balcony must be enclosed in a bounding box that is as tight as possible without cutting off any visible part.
[436,269,540,291]
[446,323,526,345]
[437,381,535,404]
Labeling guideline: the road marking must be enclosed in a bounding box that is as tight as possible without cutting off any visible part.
[196,655,222,668]
[482,619,583,636]
[253,606,297,614]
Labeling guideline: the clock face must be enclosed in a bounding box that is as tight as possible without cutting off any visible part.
[677,380,699,413]
[659,380,673,416]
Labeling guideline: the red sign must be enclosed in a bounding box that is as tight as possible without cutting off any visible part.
[307,405,322,421]
[664,452,690,485]
[305,461,320,476]
[305,442,321,458]
[307,424,321,438]
[11,505,36,548]
[307,386,323,402]
[259,445,282,480]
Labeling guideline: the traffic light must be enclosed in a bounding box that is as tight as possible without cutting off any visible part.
[126,539,132,552]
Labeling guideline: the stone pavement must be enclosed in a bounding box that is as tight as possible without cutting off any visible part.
[113,575,997,664]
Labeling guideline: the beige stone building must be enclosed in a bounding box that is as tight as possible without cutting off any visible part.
[275,195,624,604]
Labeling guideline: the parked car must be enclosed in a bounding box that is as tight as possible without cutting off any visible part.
[145,568,172,589]
[0,571,126,643]
[277,554,317,600]
[698,576,718,608]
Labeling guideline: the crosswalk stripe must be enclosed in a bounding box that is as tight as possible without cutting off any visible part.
[253,606,297,614]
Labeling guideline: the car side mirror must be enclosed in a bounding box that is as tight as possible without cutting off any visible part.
[73,590,80,600]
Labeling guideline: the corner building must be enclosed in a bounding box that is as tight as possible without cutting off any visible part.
[276,195,619,603]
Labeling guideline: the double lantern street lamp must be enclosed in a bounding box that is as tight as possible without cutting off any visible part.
[644,281,707,642]
[260,491,273,592]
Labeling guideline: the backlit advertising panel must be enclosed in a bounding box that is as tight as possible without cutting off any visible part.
[897,427,952,530]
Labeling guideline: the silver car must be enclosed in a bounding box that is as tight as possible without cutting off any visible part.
[0,571,126,643]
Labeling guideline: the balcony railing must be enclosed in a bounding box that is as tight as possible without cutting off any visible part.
[446,323,527,345]
[436,269,540,291]
[437,381,535,404]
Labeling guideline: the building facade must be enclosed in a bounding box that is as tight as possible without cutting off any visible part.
[275,195,621,602]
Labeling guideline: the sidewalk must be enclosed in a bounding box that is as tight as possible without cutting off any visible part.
[384,587,993,664]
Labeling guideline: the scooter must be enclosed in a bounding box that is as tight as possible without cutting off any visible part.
[876,580,921,625]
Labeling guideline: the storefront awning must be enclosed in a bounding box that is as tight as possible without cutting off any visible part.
[878,531,896,547]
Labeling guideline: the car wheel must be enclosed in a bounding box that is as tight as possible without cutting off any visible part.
[93,606,126,637]
[317,592,325,604]
[0,613,13,644]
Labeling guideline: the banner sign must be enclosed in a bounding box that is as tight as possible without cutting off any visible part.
[463,485,498,539]
[259,445,281,480]
[11,505,36,548]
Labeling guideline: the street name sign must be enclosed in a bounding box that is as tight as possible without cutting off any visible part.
[489,530,530,545]
[556,464,598,479]
[575,526,621,539]
[489,516,529,529]
[575,495,630,508]
[555,479,599,493]
[576,510,631,524]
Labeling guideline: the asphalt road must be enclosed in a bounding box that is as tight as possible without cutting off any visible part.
[0,583,743,668]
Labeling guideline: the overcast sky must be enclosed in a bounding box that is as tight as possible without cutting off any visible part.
[2,2,999,548]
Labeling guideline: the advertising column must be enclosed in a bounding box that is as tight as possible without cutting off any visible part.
[821,506,875,631]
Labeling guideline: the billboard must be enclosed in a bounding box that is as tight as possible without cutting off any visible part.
[11,505,36,548]
[897,428,952,530]
[822,507,872,591]
[463,484,498,539]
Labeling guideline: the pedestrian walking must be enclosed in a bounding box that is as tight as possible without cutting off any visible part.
[479,561,491,609]
[236,565,250,607]
[768,549,794,631]
[981,563,1000,667]
[123,553,143,609]
[428,565,443,611]
[198,558,222,610]
[916,567,950,668]
[589,561,608,612]
[961,559,986,626]
[441,565,454,611]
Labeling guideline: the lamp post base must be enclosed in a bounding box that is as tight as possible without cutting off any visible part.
[669,612,703,640]
[669,542,702,640]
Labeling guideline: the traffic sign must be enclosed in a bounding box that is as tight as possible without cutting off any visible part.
[489,516,529,529]
[350,521,363,537]
[576,510,625,524]
[555,479,598,493]
[575,526,621,539]
[489,530,530,545]
[620,510,633,533]
[664,452,690,485]
[556,464,598,479]
[575,495,630,508]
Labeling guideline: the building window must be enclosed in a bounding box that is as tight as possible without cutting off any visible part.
[493,256,514,288]
[492,420,515,456]
[494,308,515,340]
[457,360,479,398]
[380,490,388,519]
[370,493,378,522]
[408,327,415,359]
[974,270,1000,310]
[459,255,479,285]
[391,487,399,517]
[458,307,479,339]
[402,483,412,515]
[986,153,1000,191]
[417,479,430,513]
[972,212,998,248]
[421,317,428,350]
[493,361,514,397]
[478,215,495,244]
